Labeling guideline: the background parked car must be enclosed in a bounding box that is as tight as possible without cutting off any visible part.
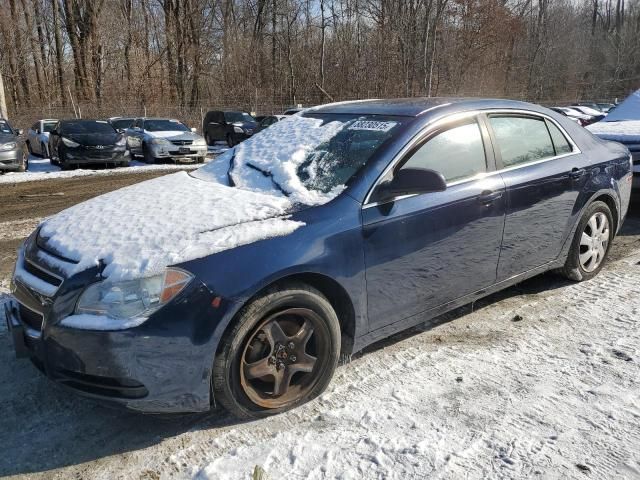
[108,117,136,131]
[570,105,606,122]
[0,118,28,172]
[551,107,593,126]
[26,119,58,158]
[48,119,130,170]
[255,114,286,133]
[202,110,257,147]
[126,117,207,164]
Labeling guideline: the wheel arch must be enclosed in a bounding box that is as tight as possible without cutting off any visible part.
[590,192,619,234]
[215,272,357,359]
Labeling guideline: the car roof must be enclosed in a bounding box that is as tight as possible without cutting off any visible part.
[308,97,550,117]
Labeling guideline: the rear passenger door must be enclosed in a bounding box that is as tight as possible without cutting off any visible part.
[485,113,583,280]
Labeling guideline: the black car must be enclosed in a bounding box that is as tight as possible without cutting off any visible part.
[202,111,257,147]
[0,118,28,172]
[49,120,130,169]
[255,115,286,133]
[108,117,136,131]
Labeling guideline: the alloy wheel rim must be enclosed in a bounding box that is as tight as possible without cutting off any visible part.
[239,308,326,409]
[579,212,610,272]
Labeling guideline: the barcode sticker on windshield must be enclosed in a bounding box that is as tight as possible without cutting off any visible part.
[348,120,397,132]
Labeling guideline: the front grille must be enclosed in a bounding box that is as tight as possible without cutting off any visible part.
[23,259,63,287]
[19,303,44,332]
[170,140,193,146]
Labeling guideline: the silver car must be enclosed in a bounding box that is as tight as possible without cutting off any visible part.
[0,118,28,172]
[126,118,207,164]
[26,119,58,158]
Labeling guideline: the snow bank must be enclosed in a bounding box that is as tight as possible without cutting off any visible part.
[195,116,347,205]
[38,172,303,281]
[587,120,640,143]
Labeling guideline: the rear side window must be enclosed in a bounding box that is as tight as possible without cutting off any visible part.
[401,121,487,183]
[489,116,554,168]
[546,120,573,155]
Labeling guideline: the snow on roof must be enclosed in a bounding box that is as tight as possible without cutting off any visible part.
[587,120,640,143]
[603,89,640,122]
[39,172,303,281]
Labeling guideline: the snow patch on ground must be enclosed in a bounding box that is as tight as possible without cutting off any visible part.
[38,172,302,281]
[587,120,640,143]
[0,144,228,185]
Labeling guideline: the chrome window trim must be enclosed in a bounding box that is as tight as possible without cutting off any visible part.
[362,108,581,208]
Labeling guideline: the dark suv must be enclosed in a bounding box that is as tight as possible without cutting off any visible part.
[202,111,257,147]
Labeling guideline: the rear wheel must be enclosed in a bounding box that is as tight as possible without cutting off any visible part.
[561,201,613,281]
[213,283,340,419]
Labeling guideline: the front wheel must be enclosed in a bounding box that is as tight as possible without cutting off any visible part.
[142,143,156,164]
[212,283,340,419]
[561,201,613,281]
[226,134,236,148]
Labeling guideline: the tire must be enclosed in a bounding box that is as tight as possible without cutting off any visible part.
[226,134,235,148]
[17,149,28,172]
[561,201,614,282]
[26,141,33,155]
[197,156,205,164]
[40,142,48,158]
[142,143,156,164]
[213,283,341,419]
[205,132,213,146]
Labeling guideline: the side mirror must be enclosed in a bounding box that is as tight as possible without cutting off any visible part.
[17,129,24,136]
[372,168,446,203]
[191,127,197,133]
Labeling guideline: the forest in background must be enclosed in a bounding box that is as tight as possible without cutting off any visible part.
[1,0,639,127]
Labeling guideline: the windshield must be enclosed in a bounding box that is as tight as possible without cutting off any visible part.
[0,120,13,135]
[144,119,190,132]
[61,121,116,135]
[192,113,407,205]
[111,118,134,130]
[224,112,254,123]
[42,122,57,133]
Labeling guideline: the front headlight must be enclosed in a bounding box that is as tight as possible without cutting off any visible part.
[75,268,193,321]
[0,142,17,151]
[233,126,244,134]
[150,138,171,146]
[62,137,80,148]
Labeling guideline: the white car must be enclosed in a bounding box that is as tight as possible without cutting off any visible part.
[26,119,58,158]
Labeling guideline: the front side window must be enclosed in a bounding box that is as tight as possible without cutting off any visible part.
[401,121,487,183]
[42,122,57,133]
[489,116,555,167]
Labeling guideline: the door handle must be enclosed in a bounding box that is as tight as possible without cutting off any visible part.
[570,167,586,179]
[477,190,503,204]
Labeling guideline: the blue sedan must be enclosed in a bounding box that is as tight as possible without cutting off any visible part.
[6,98,633,418]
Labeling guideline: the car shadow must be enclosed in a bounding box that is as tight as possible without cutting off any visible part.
[2,196,640,477]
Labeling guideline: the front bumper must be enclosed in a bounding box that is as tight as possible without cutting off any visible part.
[0,149,22,171]
[63,149,129,165]
[8,242,227,413]
[149,144,207,162]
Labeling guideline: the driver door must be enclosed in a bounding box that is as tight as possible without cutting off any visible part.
[363,117,506,331]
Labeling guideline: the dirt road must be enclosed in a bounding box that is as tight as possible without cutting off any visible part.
[0,171,179,282]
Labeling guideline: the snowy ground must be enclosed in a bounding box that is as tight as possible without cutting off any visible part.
[0,144,228,184]
[0,207,639,479]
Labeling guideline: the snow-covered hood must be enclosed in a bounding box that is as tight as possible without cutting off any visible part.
[37,172,303,281]
[145,130,202,141]
[587,120,640,144]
